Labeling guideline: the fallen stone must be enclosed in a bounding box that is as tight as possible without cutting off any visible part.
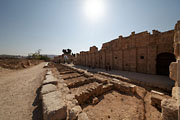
[110,79,136,94]
[92,97,99,105]
[69,105,82,120]
[42,91,67,120]
[161,98,178,120]
[78,112,89,120]
[151,90,166,110]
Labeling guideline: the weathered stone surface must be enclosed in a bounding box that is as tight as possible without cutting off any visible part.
[135,87,147,99]
[42,91,67,120]
[67,77,94,88]
[46,70,52,75]
[169,62,177,81]
[174,21,180,59]
[43,75,58,85]
[110,79,136,94]
[83,72,93,77]
[74,82,103,105]
[78,112,89,120]
[66,94,75,101]
[172,87,179,100]
[58,83,70,94]
[69,105,82,120]
[161,98,178,120]
[94,76,108,84]
[150,90,167,110]
[41,84,57,97]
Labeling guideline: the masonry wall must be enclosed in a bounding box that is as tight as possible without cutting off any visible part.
[76,29,174,75]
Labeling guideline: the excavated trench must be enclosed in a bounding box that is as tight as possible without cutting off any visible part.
[54,63,168,120]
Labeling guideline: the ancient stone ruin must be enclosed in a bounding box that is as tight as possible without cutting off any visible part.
[75,29,175,75]
[41,20,180,120]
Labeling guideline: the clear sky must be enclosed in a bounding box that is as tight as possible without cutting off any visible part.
[0,0,180,56]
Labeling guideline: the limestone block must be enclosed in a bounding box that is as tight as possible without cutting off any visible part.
[69,106,82,120]
[94,76,108,84]
[78,112,89,120]
[44,63,49,68]
[58,84,70,94]
[161,98,178,120]
[43,75,58,85]
[42,91,67,120]
[83,72,93,77]
[40,84,57,98]
[170,62,177,81]
[150,90,166,110]
[46,70,52,75]
[110,79,136,94]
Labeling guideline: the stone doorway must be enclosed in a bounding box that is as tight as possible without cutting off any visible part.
[156,52,176,76]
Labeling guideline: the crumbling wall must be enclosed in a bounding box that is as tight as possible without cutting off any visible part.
[76,27,175,75]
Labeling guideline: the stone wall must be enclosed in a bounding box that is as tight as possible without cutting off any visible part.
[76,29,175,75]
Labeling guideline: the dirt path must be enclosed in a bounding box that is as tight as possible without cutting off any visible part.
[0,62,46,120]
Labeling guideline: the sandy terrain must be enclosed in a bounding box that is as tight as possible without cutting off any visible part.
[0,62,46,120]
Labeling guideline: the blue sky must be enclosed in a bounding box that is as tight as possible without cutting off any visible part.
[0,0,180,55]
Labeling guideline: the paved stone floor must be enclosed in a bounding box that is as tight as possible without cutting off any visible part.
[70,64,174,92]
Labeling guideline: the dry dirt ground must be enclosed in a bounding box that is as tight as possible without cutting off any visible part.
[0,62,46,120]
[82,90,161,120]
[0,59,42,70]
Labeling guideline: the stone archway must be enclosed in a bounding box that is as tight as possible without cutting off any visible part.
[156,52,176,76]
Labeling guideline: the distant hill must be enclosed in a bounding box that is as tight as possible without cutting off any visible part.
[0,54,58,59]
[0,54,25,59]
[42,54,58,59]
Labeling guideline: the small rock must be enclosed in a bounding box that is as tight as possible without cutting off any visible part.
[69,106,82,120]
[78,112,89,120]
[92,97,99,105]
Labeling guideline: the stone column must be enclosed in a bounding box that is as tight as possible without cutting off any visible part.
[161,20,180,120]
